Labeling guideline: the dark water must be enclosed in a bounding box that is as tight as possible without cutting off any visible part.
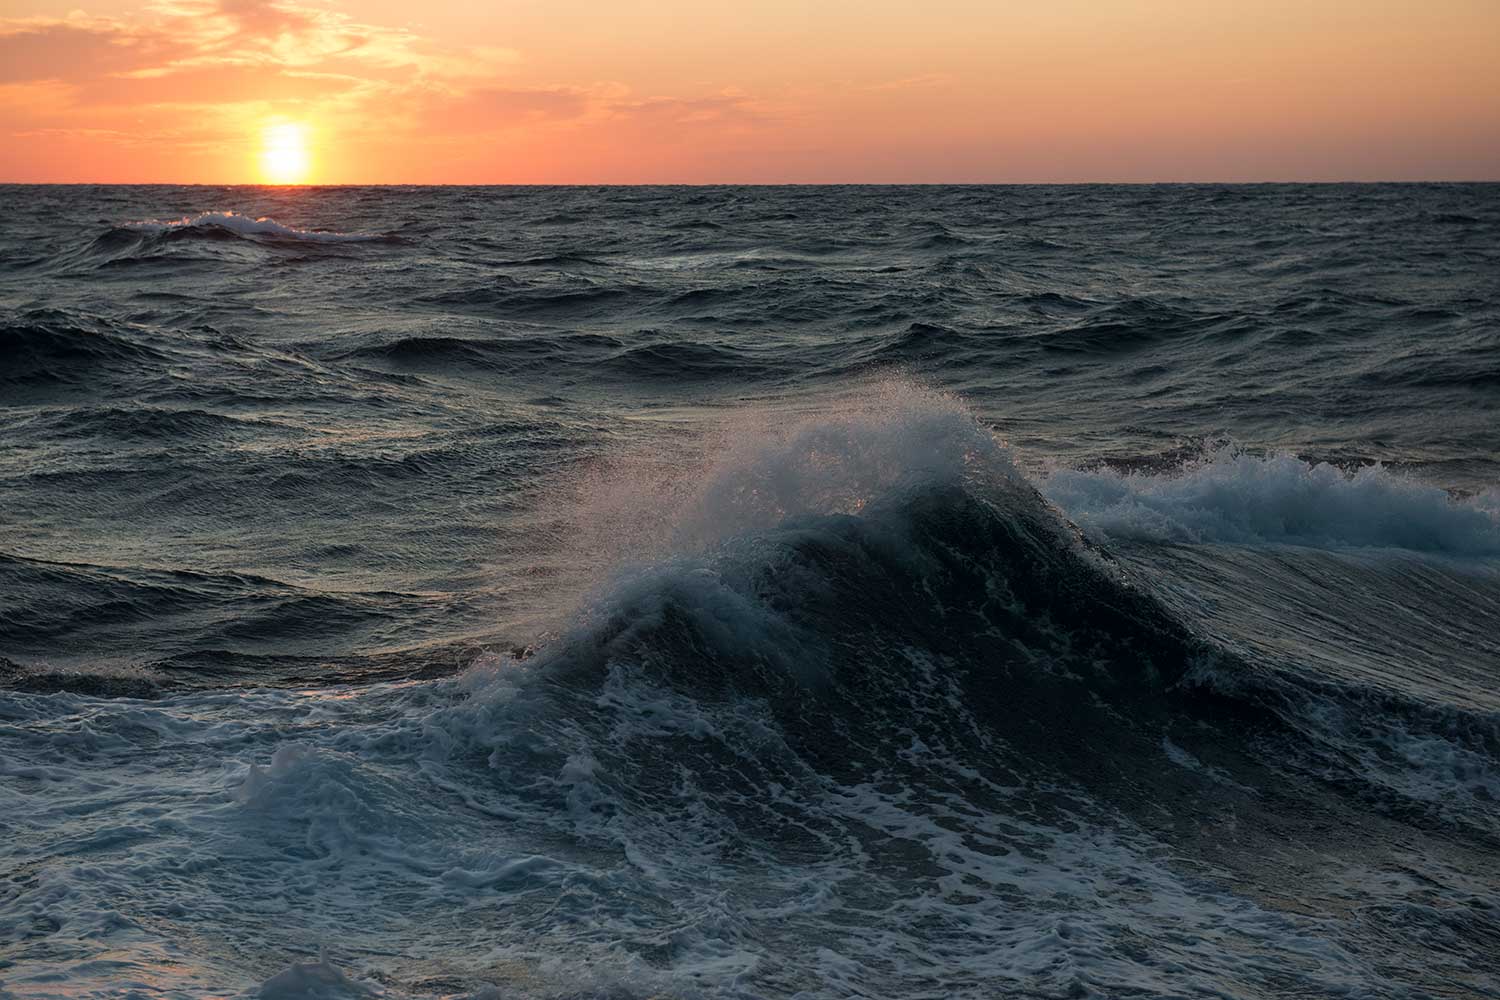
[1,184,1498,999]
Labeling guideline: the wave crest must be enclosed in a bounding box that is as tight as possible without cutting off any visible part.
[1044,447,1500,554]
[466,383,1200,732]
[122,211,390,243]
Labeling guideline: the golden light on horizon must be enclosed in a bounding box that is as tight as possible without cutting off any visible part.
[258,122,311,185]
[1,1,1497,182]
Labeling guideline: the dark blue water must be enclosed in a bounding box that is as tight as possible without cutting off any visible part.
[1,185,1498,999]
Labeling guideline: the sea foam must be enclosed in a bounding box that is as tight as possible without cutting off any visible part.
[1043,447,1500,554]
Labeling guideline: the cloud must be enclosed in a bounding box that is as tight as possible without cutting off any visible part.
[609,94,765,126]
[0,2,480,125]
[0,1,449,89]
[407,87,774,143]
[75,65,363,107]
[0,18,190,83]
[214,0,318,40]
[456,86,591,121]
[865,74,955,92]
[0,1,771,178]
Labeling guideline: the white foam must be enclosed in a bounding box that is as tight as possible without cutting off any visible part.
[1043,447,1500,554]
[124,211,385,243]
[563,379,1018,571]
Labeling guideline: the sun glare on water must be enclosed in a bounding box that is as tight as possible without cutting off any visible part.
[259,122,311,184]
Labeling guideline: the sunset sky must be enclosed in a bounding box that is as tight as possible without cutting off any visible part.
[2,0,1497,183]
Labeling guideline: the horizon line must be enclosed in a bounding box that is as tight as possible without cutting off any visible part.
[3,179,1498,187]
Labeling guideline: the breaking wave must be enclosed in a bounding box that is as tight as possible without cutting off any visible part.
[428,386,1498,833]
[1043,447,1500,554]
[122,211,391,243]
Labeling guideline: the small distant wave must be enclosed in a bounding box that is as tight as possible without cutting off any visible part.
[870,321,973,360]
[0,309,167,385]
[1016,291,1095,313]
[1357,341,1500,389]
[912,226,976,250]
[1038,299,1235,355]
[600,339,785,381]
[333,331,622,373]
[26,405,285,441]
[339,334,525,371]
[419,281,639,315]
[122,211,392,244]
[1043,447,1500,554]
[0,655,164,699]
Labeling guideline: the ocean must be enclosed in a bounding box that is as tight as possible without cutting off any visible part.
[1,183,1497,999]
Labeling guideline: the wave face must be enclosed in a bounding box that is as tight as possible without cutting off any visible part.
[2,183,1499,999]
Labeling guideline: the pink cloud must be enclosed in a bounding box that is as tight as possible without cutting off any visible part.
[0,20,189,83]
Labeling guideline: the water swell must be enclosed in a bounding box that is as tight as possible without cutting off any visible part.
[18,404,284,441]
[0,309,168,384]
[0,552,434,667]
[1180,654,1500,828]
[334,333,553,373]
[599,340,787,381]
[333,329,787,383]
[16,212,407,275]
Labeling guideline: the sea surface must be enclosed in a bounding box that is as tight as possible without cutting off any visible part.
[1,184,1498,999]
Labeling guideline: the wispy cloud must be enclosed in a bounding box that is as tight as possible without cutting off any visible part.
[0,0,769,177]
[609,93,767,127]
[864,74,955,92]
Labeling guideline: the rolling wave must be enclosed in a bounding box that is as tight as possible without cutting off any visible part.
[1044,446,1500,554]
[0,310,168,384]
[17,404,285,441]
[122,211,393,243]
[436,388,1499,832]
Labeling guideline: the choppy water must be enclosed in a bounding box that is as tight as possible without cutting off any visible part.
[1,184,1498,999]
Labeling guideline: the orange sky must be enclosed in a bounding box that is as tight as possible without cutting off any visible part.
[1,0,1497,183]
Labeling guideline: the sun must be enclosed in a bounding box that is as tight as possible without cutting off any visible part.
[259,122,312,184]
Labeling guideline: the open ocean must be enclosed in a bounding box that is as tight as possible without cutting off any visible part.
[1,184,1498,999]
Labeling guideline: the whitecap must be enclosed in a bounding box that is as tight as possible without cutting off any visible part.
[123,211,387,243]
